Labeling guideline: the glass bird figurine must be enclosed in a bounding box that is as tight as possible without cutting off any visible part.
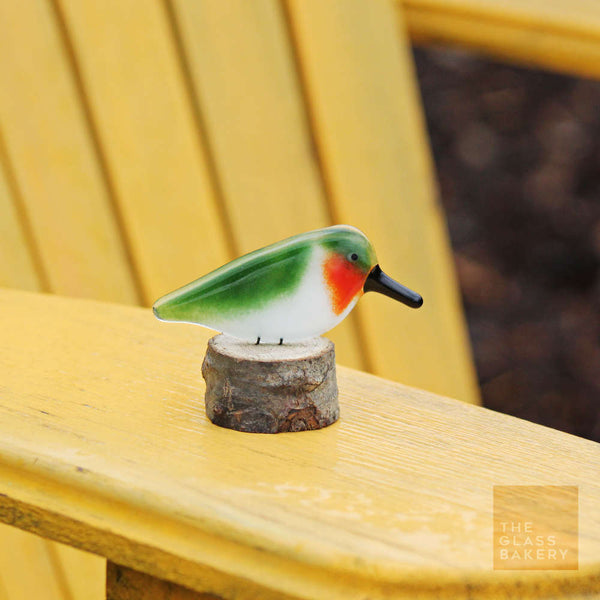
[153,225,422,344]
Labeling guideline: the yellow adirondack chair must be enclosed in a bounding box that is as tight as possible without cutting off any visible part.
[0,0,598,598]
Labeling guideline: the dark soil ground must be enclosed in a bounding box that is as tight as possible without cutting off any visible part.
[413,47,600,443]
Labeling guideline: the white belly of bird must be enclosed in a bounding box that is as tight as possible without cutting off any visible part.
[207,246,359,343]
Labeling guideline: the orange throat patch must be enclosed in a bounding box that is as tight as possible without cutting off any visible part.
[323,254,365,315]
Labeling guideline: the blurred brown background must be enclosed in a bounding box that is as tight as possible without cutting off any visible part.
[415,47,600,443]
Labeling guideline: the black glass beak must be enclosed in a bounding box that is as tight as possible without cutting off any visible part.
[363,265,423,308]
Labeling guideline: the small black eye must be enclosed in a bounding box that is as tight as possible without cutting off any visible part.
[350,253,359,261]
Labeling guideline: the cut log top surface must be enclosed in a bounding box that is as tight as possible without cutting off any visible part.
[207,334,333,362]
[0,288,599,599]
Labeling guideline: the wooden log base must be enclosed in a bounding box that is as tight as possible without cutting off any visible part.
[202,334,339,433]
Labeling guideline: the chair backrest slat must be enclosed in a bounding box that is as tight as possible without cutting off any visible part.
[57,0,232,305]
[0,1,138,305]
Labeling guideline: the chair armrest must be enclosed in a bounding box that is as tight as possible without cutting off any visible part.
[0,289,598,599]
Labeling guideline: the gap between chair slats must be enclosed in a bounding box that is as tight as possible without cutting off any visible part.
[0,134,43,292]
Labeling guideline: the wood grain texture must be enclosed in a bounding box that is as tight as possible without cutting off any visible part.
[403,0,600,79]
[0,0,138,304]
[286,0,479,404]
[0,288,598,599]
[56,0,231,304]
[169,0,365,370]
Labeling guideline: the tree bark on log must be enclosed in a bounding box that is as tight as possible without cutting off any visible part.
[202,335,338,433]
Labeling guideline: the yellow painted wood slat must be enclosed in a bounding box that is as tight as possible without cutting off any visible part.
[0,150,40,292]
[402,0,600,79]
[0,1,138,304]
[168,0,364,369]
[52,544,105,600]
[0,571,6,600]
[0,524,65,600]
[56,0,231,304]
[0,289,598,599]
[286,0,479,403]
